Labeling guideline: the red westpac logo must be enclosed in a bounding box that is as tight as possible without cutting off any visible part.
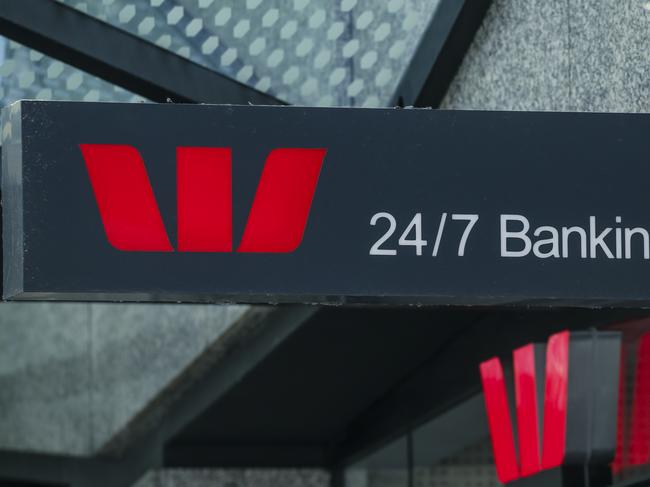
[79,144,326,253]
[480,331,569,483]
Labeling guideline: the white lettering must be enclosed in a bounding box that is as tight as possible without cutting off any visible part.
[625,227,650,259]
[501,215,531,257]
[561,226,587,258]
[533,226,560,258]
[589,216,614,259]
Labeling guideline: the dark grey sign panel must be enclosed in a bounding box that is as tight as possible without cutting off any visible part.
[2,101,650,305]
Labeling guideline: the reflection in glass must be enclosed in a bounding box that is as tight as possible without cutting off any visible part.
[411,395,499,487]
[345,436,408,487]
[611,318,650,483]
[413,439,499,487]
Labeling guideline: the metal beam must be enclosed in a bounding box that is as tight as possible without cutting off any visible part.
[0,0,285,105]
[391,0,493,108]
[0,446,162,487]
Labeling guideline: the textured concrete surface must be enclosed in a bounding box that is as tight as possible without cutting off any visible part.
[132,469,330,487]
[569,0,650,112]
[442,0,650,113]
[0,303,92,455]
[0,302,252,456]
[89,303,249,454]
[442,0,570,111]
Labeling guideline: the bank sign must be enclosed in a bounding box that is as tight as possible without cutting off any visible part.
[3,101,650,303]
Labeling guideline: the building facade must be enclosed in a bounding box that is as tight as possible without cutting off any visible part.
[0,0,649,486]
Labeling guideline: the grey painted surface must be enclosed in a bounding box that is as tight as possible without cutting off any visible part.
[132,469,330,487]
[0,302,250,456]
[442,0,650,113]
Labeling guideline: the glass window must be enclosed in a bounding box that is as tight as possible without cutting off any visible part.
[413,439,499,487]
[55,0,442,107]
[345,436,409,487]
[412,395,498,487]
[345,396,500,487]
[610,317,650,483]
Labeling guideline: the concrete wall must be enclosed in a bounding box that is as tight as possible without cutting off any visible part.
[442,0,650,113]
[0,302,252,456]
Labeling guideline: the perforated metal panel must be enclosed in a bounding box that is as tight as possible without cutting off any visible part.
[0,37,144,104]
[54,0,441,106]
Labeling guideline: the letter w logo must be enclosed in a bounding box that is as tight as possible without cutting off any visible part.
[79,144,326,253]
[479,331,569,483]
